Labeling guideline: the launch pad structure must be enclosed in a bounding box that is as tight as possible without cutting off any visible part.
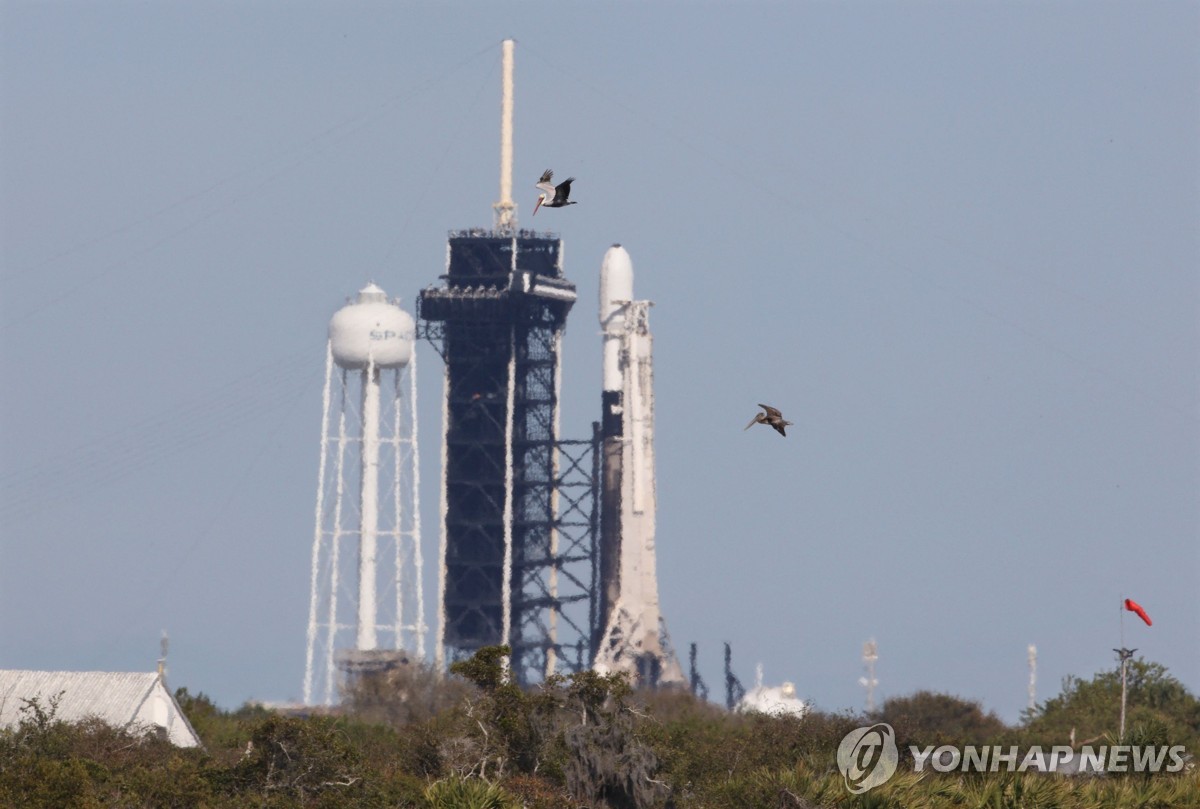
[415,39,601,686]
[591,246,685,687]
[417,231,597,685]
[298,39,720,702]
[415,38,680,689]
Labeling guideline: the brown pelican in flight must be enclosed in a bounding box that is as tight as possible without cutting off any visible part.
[745,404,793,437]
[533,169,577,215]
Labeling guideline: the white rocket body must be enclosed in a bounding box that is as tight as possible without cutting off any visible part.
[593,245,684,687]
[599,246,632,393]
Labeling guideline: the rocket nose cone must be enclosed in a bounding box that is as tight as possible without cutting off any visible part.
[602,244,632,273]
[600,245,634,324]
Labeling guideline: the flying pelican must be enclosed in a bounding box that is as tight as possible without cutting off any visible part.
[745,404,793,437]
[533,169,577,216]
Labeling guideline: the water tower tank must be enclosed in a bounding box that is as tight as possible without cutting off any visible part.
[329,283,415,369]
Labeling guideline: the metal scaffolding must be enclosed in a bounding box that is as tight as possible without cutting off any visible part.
[418,229,598,685]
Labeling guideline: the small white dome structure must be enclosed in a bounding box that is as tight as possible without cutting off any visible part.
[329,283,415,370]
[737,664,808,718]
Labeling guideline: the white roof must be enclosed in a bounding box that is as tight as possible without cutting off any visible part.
[0,670,201,748]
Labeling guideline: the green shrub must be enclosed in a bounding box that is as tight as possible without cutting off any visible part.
[424,775,519,809]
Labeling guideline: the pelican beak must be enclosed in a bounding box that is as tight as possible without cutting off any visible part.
[533,197,542,216]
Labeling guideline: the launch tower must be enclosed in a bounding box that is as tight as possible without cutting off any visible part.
[417,40,598,685]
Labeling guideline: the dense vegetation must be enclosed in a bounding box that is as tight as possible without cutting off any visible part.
[1,649,1196,808]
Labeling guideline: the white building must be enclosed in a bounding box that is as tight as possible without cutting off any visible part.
[736,664,808,718]
[0,670,201,748]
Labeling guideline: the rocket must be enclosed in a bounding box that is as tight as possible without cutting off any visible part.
[597,245,632,655]
[593,244,684,687]
[600,244,634,398]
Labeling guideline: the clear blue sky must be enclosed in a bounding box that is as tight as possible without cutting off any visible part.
[2,2,1196,724]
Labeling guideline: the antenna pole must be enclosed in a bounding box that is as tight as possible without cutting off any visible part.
[158,631,169,678]
[1027,644,1037,713]
[1120,595,1125,649]
[1115,647,1135,742]
[494,39,516,231]
[1114,587,1136,743]
[1117,596,1128,741]
[861,639,878,714]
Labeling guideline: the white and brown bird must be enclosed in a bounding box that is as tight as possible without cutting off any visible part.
[745,404,793,437]
[533,169,577,215]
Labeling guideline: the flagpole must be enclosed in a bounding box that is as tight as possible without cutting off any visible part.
[1116,596,1151,743]
[1118,596,1128,743]
[1119,656,1129,741]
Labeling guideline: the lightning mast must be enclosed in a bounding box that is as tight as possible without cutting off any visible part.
[493,39,516,232]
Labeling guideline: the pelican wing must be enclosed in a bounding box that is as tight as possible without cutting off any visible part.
[538,169,554,184]
[553,177,575,204]
[758,403,782,419]
[535,181,557,197]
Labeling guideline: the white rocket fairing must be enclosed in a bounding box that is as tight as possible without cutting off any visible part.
[593,245,685,687]
[600,245,632,393]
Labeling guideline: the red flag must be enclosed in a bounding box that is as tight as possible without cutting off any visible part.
[1124,598,1152,626]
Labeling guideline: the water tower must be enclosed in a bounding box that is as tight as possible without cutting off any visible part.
[303,282,424,706]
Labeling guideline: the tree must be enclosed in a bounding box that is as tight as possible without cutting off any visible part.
[1022,657,1200,747]
[553,670,667,809]
[447,645,543,777]
[226,713,363,802]
[447,646,669,808]
[342,659,475,727]
[873,690,1008,745]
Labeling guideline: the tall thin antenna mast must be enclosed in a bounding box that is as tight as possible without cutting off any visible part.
[1027,644,1037,713]
[493,39,516,231]
[860,639,878,714]
[1115,646,1136,741]
[157,631,169,678]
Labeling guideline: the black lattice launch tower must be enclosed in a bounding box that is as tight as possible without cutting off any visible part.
[418,230,598,685]
[417,40,601,686]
